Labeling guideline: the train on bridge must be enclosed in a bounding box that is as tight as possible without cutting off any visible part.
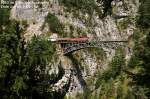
[48,37,89,42]
[48,36,127,54]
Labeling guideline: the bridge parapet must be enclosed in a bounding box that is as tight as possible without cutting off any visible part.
[48,37,128,54]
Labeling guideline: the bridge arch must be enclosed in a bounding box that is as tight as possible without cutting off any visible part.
[48,37,127,55]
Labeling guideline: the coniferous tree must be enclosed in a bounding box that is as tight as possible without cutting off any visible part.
[0,9,68,99]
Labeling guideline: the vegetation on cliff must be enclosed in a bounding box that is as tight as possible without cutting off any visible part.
[59,0,114,18]
[0,8,68,99]
[0,0,150,99]
[42,13,64,35]
[67,0,150,98]
[127,0,150,97]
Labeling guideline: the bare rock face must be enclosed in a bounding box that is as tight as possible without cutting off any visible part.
[10,0,139,97]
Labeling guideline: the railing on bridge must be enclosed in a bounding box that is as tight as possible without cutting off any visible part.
[48,37,128,54]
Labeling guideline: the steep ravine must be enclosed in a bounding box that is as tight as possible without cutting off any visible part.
[10,0,139,98]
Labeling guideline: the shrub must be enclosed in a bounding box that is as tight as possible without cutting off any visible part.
[137,0,150,28]
[43,13,64,34]
[59,0,102,17]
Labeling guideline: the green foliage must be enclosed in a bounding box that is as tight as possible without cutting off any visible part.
[0,17,66,98]
[0,19,28,98]
[74,48,137,99]
[59,0,102,17]
[95,48,125,88]
[26,36,54,67]
[128,54,141,68]
[0,8,10,27]
[117,17,134,31]
[97,0,114,17]
[94,73,147,99]
[90,48,145,99]
[11,76,28,95]
[42,13,64,34]
[87,48,106,61]
[137,0,150,28]
[126,0,150,97]
[59,0,114,18]
[58,0,116,21]
[110,49,125,75]
[128,32,150,97]
[0,6,68,99]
